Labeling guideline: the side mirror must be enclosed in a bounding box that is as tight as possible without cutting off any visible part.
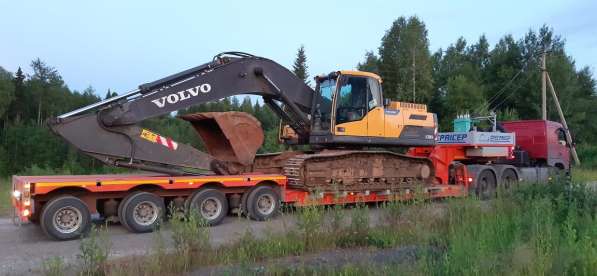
[383,98,391,107]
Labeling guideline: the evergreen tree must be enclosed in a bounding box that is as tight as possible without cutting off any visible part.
[378,16,433,103]
[292,45,310,85]
[357,51,380,74]
[0,67,15,121]
[9,67,26,124]
[104,89,116,100]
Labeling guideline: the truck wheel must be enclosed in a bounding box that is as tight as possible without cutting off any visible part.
[121,192,165,233]
[188,189,228,226]
[246,186,280,221]
[500,169,518,189]
[476,170,497,200]
[40,196,91,240]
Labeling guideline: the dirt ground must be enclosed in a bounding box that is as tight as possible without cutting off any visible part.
[0,207,391,275]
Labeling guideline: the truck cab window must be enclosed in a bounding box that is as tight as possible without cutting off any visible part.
[556,128,567,146]
[335,76,368,124]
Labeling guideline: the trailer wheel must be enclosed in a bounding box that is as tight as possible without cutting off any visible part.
[40,196,91,240]
[121,192,165,233]
[188,189,228,226]
[476,170,497,200]
[500,169,518,189]
[246,186,280,221]
[239,187,252,216]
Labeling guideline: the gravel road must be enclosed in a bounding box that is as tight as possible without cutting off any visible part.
[0,208,387,275]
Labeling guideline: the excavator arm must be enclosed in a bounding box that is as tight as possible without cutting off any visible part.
[50,52,315,175]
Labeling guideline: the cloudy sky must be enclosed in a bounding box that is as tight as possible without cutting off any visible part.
[1,0,595,96]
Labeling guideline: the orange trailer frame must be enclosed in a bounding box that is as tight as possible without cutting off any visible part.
[12,172,467,225]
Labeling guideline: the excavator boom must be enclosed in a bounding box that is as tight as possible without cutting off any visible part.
[50,52,314,174]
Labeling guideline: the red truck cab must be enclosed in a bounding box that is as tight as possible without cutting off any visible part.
[501,120,570,170]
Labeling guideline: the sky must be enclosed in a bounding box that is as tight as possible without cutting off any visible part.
[1,0,595,97]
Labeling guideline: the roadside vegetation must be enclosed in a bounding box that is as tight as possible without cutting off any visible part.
[0,178,10,216]
[40,180,596,276]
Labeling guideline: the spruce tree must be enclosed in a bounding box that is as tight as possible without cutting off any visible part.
[105,89,113,100]
[292,45,310,85]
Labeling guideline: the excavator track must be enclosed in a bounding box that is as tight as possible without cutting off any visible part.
[281,150,434,192]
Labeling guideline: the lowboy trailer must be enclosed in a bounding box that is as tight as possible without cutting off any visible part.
[11,173,465,240]
[11,120,570,240]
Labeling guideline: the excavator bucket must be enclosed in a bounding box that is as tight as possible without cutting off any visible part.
[179,112,264,166]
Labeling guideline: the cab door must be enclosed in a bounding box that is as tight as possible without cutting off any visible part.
[366,78,384,137]
[334,76,369,136]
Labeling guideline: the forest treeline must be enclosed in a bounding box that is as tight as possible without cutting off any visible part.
[0,17,595,176]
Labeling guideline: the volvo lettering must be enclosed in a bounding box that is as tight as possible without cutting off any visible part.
[151,83,211,108]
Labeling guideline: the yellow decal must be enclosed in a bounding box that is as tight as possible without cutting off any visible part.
[140,129,158,143]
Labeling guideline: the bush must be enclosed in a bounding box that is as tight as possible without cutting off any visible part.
[296,205,325,251]
[78,225,111,276]
[577,144,597,169]
[41,256,65,276]
[169,209,210,272]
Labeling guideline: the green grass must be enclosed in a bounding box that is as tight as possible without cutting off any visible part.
[573,167,597,183]
[90,180,597,275]
[0,178,10,217]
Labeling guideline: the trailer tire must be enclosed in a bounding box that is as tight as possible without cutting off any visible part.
[476,170,497,200]
[117,196,130,230]
[246,186,280,221]
[40,196,91,240]
[239,187,253,216]
[120,192,165,233]
[500,169,518,189]
[188,189,228,226]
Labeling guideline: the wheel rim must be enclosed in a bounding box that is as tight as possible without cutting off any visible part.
[132,201,159,226]
[256,194,276,215]
[52,206,83,234]
[199,197,222,220]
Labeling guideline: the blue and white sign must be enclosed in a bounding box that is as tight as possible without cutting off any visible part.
[438,131,515,146]
[437,132,470,144]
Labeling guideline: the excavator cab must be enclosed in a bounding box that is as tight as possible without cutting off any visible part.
[304,71,437,147]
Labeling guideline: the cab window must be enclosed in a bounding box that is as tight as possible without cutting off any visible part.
[316,78,335,130]
[368,77,382,110]
[335,76,369,124]
[556,128,567,146]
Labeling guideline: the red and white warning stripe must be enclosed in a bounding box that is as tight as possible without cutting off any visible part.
[158,136,178,150]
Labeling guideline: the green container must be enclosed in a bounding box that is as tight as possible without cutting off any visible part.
[453,117,471,132]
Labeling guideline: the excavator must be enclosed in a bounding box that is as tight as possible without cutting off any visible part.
[50,52,437,192]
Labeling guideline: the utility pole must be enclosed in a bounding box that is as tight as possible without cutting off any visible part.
[541,51,547,120]
[412,47,416,102]
[546,74,581,165]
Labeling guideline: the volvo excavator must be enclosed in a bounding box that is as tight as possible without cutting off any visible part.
[50,52,437,192]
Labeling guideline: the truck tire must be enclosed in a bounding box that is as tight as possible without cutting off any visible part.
[476,170,497,200]
[120,192,165,233]
[188,189,228,226]
[500,169,518,189]
[246,186,280,221]
[40,196,91,240]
